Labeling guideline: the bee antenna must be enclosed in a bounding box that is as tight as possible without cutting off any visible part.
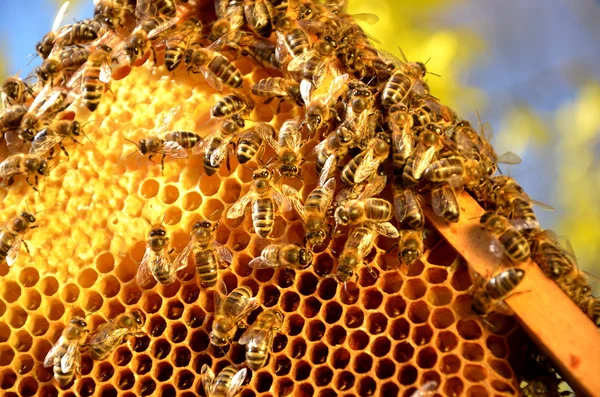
[159,213,167,226]
[207,208,223,221]
[424,57,432,65]
[143,217,153,227]
[26,53,39,65]
[427,71,441,78]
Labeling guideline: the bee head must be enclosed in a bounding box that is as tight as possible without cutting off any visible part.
[194,220,212,231]
[479,211,493,225]
[334,207,349,225]
[71,121,81,137]
[70,316,88,328]
[21,211,36,224]
[253,169,270,180]
[400,248,419,265]
[210,22,230,42]
[124,45,140,64]
[36,67,50,83]
[2,80,19,99]
[131,309,146,327]
[209,332,228,347]
[280,165,298,177]
[138,139,148,154]
[19,128,35,142]
[97,44,113,54]
[38,160,48,176]
[298,249,313,268]
[149,227,167,238]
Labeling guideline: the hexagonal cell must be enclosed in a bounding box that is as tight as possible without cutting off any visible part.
[167,322,188,344]
[335,370,355,391]
[17,376,38,397]
[300,296,321,318]
[331,347,351,369]
[457,319,483,340]
[14,353,34,375]
[192,354,212,375]
[166,300,185,320]
[451,266,472,291]
[362,288,383,310]
[172,346,191,367]
[339,282,359,305]
[326,325,347,346]
[416,346,438,369]
[411,324,433,346]
[323,301,343,324]
[462,363,487,383]
[436,330,459,353]
[317,278,337,300]
[0,323,10,345]
[291,338,307,359]
[274,377,294,397]
[408,301,430,324]
[38,385,58,397]
[427,286,452,306]
[175,369,195,390]
[358,266,378,287]
[353,352,373,374]
[349,330,369,350]
[312,366,333,387]
[491,379,514,393]
[96,361,115,381]
[275,268,295,289]
[310,342,329,365]
[403,279,426,300]
[139,178,159,198]
[313,253,334,276]
[115,256,138,284]
[261,285,280,308]
[60,283,80,304]
[132,335,151,353]
[234,254,253,277]
[462,342,485,362]
[182,191,202,211]
[2,281,20,303]
[380,382,399,397]
[254,372,273,393]
[425,267,448,284]
[344,306,364,329]
[281,291,300,313]
[114,346,133,366]
[99,275,120,298]
[116,368,135,390]
[380,271,403,294]
[160,385,177,397]
[293,360,312,382]
[45,298,66,321]
[138,376,157,396]
[23,290,41,311]
[0,368,17,389]
[297,272,318,296]
[427,242,458,266]
[489,359,513,379]
[152,339,171,360]
[375,358,396,380]
[398,364,418,385]
[393,341,415,364]
[444,377,465,396]
[402,260,424,277]
[275,356,291,376]
[486,335,508,359]
[371,336,391,358]
[7,307,28,328]
[154,362,174,382]
[99,384,118,397]
[0,300,5,318]
[78,377,97,397]
[390,318,410,341]
[384,295,407,318]
[77,269,98,289]
[431,308,455,329]
[18,267,39,288]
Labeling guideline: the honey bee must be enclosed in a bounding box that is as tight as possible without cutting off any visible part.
[172,219,233,288]
[393,181,424,230]
[431,183,460,223]
[249,243,313,270]
[529,230,575,279]
[211,94,254,122]
[226,168,291,237]
[410,381,438,397]
[0,211,37,266]
[201,364,248,397]
[244,0,274,38]
[124,13,171,65]
[240,35,281,70]
[480,211,536,263]
[402,124,452,187]
[522,376,566,397]
[94,0,135,29]
[43,316,88,387]
[36,46,90,86]
[314,130,351,186]
[300,72,349,135]
[341,132,390,185]
[274,15,310,65]
[193,118,246,176]
[185,43,244,91]
[126,106,201,169]
[397,229,425,265]
[256,119,303,179]
[379,48,429,101]
[236,129,263,164]
[164,17,202,71]
[579,296,600,327]
[0,153,49,191]
[423,155,482,187]
[470,268,526,316]
[333,224,378,284]
[282,178,335,250]
[1,74,32,106]
[239,309,284,370]
[0,105,27,142]
[80,44,115,111]
[210,286,259,346]
[344,80,375,121]
[251,77,302,111]
[210,0,245,41]
[30,119,84,157]
[88,309,146,360]
[288,34,340,86]
[136,220,183,285]
[143,0,177,17]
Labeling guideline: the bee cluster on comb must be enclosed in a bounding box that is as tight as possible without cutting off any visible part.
[0,0,595,396]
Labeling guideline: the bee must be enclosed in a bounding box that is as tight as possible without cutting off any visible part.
[36,46,90,86]
[522,376,566,397]
[226,168,291,237]
[94,0,135,29]
[210,0,245,41]
[185,43,244,91]
[236,129,263,164]
[423,156,482,186]
[341,132,390,185]
[88,309,146,360]
[211,94,254,121]
[480,211,536,263]
[393,181,424,230]
[81,44,115,112]
[43,316,88,387]
[172,219,233,288]
[126,106,201,169]
[314,130,351,186]
[410,381,438,397]
[240,35,281,70]
[201,364,248,397]
[282,178,335,250]
[251,77,302,111]
[193,118,246,176]
[244,0,274,38]
[344,80,375,121]
[0,105,27,142]
[210,286,259,346]
[288,35,339,86]
[0,153,49,191]
[164,17,202,71]
[124,13,171,65]
[30,119,84,157]
[239,309,284,370]
[274,15,310,65]
[470,268,526,316]
[249,243,313,270]
[431,183,460,223]
[333,224,378,285]
[145,0,177,17]
[379,48,429,104]
[529,230,575,279]
[1,74,33,106]
[0,211,37,266]
[300,72,349,135]
[256,119,303,179]
[402,124,451,187]
[397,229,425,265]
[579,296,600,327]
[136,220,183,285]
[268,0,288,23]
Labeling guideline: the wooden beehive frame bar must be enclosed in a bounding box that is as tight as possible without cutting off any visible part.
[424,192,600,395]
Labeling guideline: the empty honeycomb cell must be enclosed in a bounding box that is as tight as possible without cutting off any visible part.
[349,330,370,351]
[427,286,453,307]
[100,384,118,397]
[375,357,396,380]
[417,346,438,369]
[286,314,304,337]
[427,242,458,267]
[18,267,39,288]
[199,173,221,196]
[385,295,407,318]
[366,313,387,335]
[0,345,14,365]
[115,346,133,366]
[313,366,333,387]
[333,370,354,391]
[326,325,347,346]
[486,335,508,359]
[281,291,301,313]
[14,354,34,375]
[185,306,206,329]
[489,359,513,379]
[163,206,183,225]
[78,377,96,397]
[2,281,20,303]
[371,336,391,357]
[452,293,472,317]
[173,346,191,367]
[462,342,485,362]
[155,362,174,382]
[139,376,157,396]
[229,229,251,252]
[390,318,410,341]
[17,375,38,396]
[139,178,160,198]
[82,291,103,313]
[95,251,115,274]
[78,268,98,288]
[403,279,427,300]
[362,288,383,310]
[412,324,434,346]
[152,338,172,360]
[168,322,188,344]
[339,283,359,305]
[40,276,59,296]
[161,280,181,299]
[60,283,80,304]
[437,330,459,353]
[358,267,378,288]
[398,364,418,385]
[331,347,351,369]
[357,376,377,396]
[201,198,225,221]
[444,377,465,396]
[182,191,202,211]
[380,382,399,396]
[23,290,41,310]
[0,368,17,389]
[273,269,294,290]
[408,301,430,324]
[431,308,455,329]
[192,354,212,375]
[228,343,246,365]
[317,387,336,397]
[404,261,425,277]
[254,267,275,283]
[317,278,337,301]
[7,307,27,328]
[220,178,242,204]
[32,340,51,363]
[255,372,274,393]
[275,377,294,397]
[175,369,195,390]
[234,254,253,277]
[294,360,312,381]
[393,342,415,363]
[99,275,121,298]
[323,301,343,324]
[463,364,487,383]
[298,272,318,296]
[313,253,333,277]
[96,361,115,381]
[161,384,177,397]
[115,256,138,283]
[0,322,9,343]
[425,267,448,284]
[275,355,292,376]
[381,272,403,294]
[310,342,329,365]
[81,354,94,376]
[161,184,180,204]
[117,368,135,390]
[141,291,162,314]
[262,285,280,307]
[46,298,66,321]
[28,316,49,337]
[149,316,167,337]
[107,300,126,319]
[451,267,472,291]
[457,319,483,340]
[39,384,58,397]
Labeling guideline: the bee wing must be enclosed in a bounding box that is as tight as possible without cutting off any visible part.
[248,256,278,269]
[52,1,70,32]
[413,145,437,180]
[89,322,130,348]
[532,199,555,212]
[158,141,188,159]
[136,247,154,285]
[212,242,233,265]
[201,364,216,396]
[299,79,313,107]
[349,13,379,25]
[254,122,280,152]
[324,73,350,106]
[154,105,183,136]
[367,221,399,239]
[489,238,505,258]
[311,60,328,87]
[496,151,522,165]
[233,298,260,324]
[209,139,232,167]
[30,130,62,156]
[37,89,69,118]
[410,380,438,397]
[272,191,292,213]
[99,62,112,84]
[281,123,303,152]
[354,149,380,184]
[358,174,386,200]
[356,229,377,258]
[319,154,337,187]
[61,340,80,373]
[200,66,224,92]
[238,325,270,345]
[148,18,180,40]
[29,83,51,114]
[287,50,314,72]
[5,131,29,154]
[227,192,254,219]
[227,368,248,397]
[172,240,195,273]
[275,32,289,64]
[6,234,24,267]
[511,219,540,231]
[281,184,307,221]
[393,128,414,158]
[377,49,405,70]
[43,338,62,367]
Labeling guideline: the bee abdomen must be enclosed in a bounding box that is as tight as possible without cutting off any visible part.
[211,95,246,118]
[165,46,185,71]
[487,269,525,299]
[382,72,412,109]
[237,134,260,164]
[164,131,201,149]
[500,231,530,262]
[203,137,224,176]
[424,157,464,182]
[252,198,274,238]
[0,231,16,263]
[246,344,269,370]
[195,249,218,288]
[209,55,243,89]
[341,154,364,185]
[286,29,310,56]
[89,343,112,361]
[365,198,393,221]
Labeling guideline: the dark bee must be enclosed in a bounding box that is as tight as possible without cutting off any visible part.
[244,0,274,38]
[193,118,246,176]
[470,268,526,316]
[211,94,253,121]
[43,316,88,387]
[88,309,146,360]
[0,211,37,267]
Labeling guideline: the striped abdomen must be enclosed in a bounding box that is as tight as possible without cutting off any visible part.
[246,341,269,370]
[53,348,75,387]
[581,297,600,327]
[431,186,459,223]
[213,365,240,395]
[364,198,393,221]
[237,131,261,164]
[341,152,365,185]
[499,229,530,262]
[424,157,464,182]
[218,286,254,317]
[531,241,574,279]
[252,198,274,238]
[382,72,411,109]
[150,251,175,284]
[194,249,218,288]
[211,95,247,118]
[164,131,202,150]
[203,137,224,176]
[165,39,187,71]
[0,230,18,264]
[82,58,106,111]
[59,19,100,46]
[208,55,243,89]
[486,269,525,300]
[285,28,310,57]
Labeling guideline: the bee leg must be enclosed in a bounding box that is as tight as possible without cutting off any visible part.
[365,262,377,279]
[151,47,158,65]
[160,155,166,172]
[59,142,69,157]
[23,241,31,255]
[275,98,284,115]
[26,176,39,192]
[168,248,175,255]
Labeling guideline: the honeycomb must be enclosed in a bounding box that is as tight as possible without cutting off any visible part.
[0,3,565,397]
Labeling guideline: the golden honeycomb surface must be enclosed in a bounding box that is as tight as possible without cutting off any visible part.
[0,47,531,397]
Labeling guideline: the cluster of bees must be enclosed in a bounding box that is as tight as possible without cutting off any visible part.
[0,0,597,394]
